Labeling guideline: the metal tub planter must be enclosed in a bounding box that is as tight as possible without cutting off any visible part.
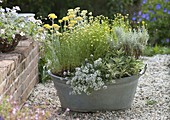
[48,68,146,112]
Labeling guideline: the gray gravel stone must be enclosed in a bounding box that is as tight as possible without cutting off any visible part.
[25,55,170,120]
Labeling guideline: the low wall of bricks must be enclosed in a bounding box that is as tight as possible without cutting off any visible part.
[0,39,39,106]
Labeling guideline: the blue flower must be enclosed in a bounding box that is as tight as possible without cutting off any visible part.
[142,0,147,4]
[133,12,136,16]
[132,17,136,21]
[138,18,142,22]
[168,10,170,14]
[156,4,161,10]
[149,10,155,14]
[165,0,169,2]
[138,11,142,16]
[145,13,150,20]
[166,38,170,43]
[142,13,150,20]
[142,14,146,18]
[151,17,157,22]
[146,16,150,20]
[164,8,167,12]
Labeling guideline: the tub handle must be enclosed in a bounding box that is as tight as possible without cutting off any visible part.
[140,64,147,75]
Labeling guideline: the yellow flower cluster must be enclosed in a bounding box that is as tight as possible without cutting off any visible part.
[43,23,61,34]
[76,17,83,21]
[113,13,131,30]
[58,20,63,23]
[43,13,61,32]
[42,8,94,35]
[43,24,52,29]
[52,24,60,30]
[56,7,87,30]
[48,13,57,19]
[62,17,69,21]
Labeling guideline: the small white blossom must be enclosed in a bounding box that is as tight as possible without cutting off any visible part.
[12,108,17,115]
[97,77,102,81]
[28,17,36,23]
[0,29,5,34]
[94,58,102,67]
[12,34,15,39]
[13,6,20,11]
[63,71,67,76]
[106,74,110,78]
[95,70,101,76]
[6,7,11,12]
[90,54,93,57]
[36,20,42,25]
[67,70,70,75]
[20,32,25,36]
[68,58,106,95]
[19,23,25,28]
[75,67,81,71]
[0,8,5,12]
[82,66,89,73]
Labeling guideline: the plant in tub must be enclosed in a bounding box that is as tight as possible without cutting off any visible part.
[38,8,149,111]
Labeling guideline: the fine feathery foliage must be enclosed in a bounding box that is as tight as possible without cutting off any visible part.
[112,26,149,58]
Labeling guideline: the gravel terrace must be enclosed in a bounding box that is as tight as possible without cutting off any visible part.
[24,55,170,120]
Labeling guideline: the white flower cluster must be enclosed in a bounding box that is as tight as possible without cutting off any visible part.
[66,58,108,95]
[0,5,42,42]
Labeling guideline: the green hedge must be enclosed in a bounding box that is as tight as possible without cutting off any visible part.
[2,0,140,18]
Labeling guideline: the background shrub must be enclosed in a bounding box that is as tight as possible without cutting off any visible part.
[2,0,140,18]
[132,0,170,46]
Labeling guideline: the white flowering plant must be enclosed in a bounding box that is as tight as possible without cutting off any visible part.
[65,57,114,95]
[0,4,41,49]
[40,8,149,95]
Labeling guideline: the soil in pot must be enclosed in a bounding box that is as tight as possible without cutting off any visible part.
[0,34,22,53]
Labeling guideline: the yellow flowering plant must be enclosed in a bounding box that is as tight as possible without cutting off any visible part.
[39,7,149,90]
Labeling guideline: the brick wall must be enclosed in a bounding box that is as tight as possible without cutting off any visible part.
[0,39,39,106]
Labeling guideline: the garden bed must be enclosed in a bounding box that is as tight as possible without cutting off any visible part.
[0,39,39,107]
[24,54,170,119]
